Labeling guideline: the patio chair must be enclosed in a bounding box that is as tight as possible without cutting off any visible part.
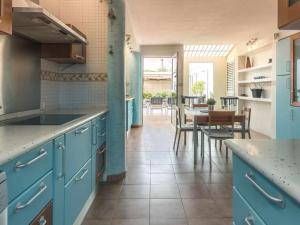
[150,97,164,113]
[202,111,235,168]
[173,106,202,156]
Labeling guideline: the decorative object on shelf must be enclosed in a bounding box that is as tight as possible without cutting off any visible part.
[254,76,268,80]
[108,8,116,20]
[246,56,252,68]
[250,83,263,98]
[241,94,248,97]
[207,98,216,111]
[268,58,273,63]
[109,45,114,55]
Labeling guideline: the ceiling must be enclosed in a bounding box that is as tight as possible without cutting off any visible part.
[126,0,277,46]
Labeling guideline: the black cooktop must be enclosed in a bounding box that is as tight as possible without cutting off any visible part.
[5,114,85,125]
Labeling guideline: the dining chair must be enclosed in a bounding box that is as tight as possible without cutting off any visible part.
[173,106,201,156]
[202,111,235,168]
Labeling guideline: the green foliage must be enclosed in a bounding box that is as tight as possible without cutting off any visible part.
[143,92,153,99]
[207,98,216,106]
[192,81,206,96]
[170,91,177,98]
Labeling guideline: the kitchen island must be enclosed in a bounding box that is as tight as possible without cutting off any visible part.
[225,139,300,225]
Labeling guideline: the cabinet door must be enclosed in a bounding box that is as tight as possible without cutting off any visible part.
[0,0,12,34]
[65,122,92,182]
[277,38,291,76]
[53,136,65,225]
[233,188,267,225]
[276,75,293,138]
[91,119,97,192]
[65,160,92,225]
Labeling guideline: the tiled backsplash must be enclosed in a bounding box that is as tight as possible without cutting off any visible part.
[41,71,107,110]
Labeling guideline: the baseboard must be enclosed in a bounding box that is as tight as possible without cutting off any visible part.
[73,191,96,225]
[106,171,126,183]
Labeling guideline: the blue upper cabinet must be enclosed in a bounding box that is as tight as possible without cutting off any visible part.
[277,37,291,76]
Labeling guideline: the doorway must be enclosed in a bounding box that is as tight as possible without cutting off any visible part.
[143,56,178,125]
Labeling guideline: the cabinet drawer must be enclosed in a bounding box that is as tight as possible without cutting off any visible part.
[30,201,52,225]
[8,171,53,225]
[0,141,53,202]
[233,187,266,225]
[65,122,92,182]
[233,154,300,225]
[65,160,92,225]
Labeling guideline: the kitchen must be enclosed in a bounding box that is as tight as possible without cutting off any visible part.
[0,0,300,225]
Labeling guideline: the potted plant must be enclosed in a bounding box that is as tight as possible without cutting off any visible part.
[250,83,263,98]
[192,81,206,96]
[207,98,216,111]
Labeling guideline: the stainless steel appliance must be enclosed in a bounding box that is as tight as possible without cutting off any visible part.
[0,35,41,116]
[0,172,7,225]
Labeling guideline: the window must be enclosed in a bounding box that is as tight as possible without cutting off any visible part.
[189,63,213,97]
[226,61,235,96]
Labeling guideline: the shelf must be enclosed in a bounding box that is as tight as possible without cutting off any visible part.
[238,64,272,73]
[238,78,273,84]
[238,96,272,103]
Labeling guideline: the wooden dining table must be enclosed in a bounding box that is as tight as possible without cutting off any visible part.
[184,107,246,165]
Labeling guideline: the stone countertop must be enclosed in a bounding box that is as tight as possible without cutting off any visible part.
[225,139,300,204]
[0,107,108,165]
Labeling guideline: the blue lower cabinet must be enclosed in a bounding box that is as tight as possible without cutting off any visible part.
[233,154,300,225]
[65,159,92,225]
[53,136,65,225]
[233,187,266,225]
[65,122,92,183]
[8,171,53,225]
[0,141,53,202]
[91,119,97,192]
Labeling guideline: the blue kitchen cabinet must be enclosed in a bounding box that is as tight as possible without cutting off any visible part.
[8,171,53,225]
[0,141,53,203]
[65,159,92,225]
[126,100,133,131]
[233,154,300,225]
[276,75,293,138]
[91,119,97,192]
[233,187,266,225]
[98,114,107,147]
[64,121,92,182]
[53,136,65,225]
[277,37,291,76]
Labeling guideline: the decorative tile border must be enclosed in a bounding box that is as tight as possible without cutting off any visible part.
[41,71,108,82]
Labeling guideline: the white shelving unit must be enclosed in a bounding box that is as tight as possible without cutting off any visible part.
[238,96,272,103]
[237,78,273,84]
[238,63,272,73]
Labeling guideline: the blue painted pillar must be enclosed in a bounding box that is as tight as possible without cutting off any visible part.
[106,0,126,176]
[130,52,142,126]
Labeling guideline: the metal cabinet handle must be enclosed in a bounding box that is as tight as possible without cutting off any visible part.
[99,132,106,137]
[75,168,88,182]
[57,142,65,180]
[39,216,47,225]
[58,143,65,150]
[101,117,106,121]
[244,216,253,225]
[15,183,47,211]
[245,172,285,207]
[15,149,47,170]
[75,127,89,135]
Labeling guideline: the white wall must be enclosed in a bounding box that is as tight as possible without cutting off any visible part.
[183,57,227,108]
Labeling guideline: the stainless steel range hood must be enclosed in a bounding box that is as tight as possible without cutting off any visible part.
[12,0,87,44]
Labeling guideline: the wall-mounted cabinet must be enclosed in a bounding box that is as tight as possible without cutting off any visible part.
[0,0,12,34]
[278,0,300,29]
[41,42,86,64]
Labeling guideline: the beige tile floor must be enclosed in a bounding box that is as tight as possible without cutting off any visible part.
[82,114,267,225]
